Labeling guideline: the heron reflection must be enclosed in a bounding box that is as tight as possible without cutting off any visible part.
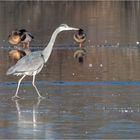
[13,98,43,128]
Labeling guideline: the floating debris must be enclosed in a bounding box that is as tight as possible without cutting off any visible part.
[100,64,103,67]
[23,89,26,93]
[104,40,108,44]
[85,131,88,134]
[89,63,93,67]
[116,42,120,46]
[136,41,139,45]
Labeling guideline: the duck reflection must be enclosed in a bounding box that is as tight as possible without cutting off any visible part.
[73,49,86,63]
[8,48,31,62]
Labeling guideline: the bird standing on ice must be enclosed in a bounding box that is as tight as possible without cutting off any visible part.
[7,24,79,99]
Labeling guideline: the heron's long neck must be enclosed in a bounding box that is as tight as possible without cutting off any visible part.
[42,28,61,63]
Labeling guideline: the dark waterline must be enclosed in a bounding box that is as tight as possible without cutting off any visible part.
[2,80,140,88]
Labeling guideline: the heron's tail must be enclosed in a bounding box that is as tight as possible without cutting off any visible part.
[6,66,15,75]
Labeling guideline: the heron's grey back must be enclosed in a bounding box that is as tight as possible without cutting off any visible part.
[6,51,44,75]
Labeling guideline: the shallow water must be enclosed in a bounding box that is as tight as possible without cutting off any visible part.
[0,46,140,139]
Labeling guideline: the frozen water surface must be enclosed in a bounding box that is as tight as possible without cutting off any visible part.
[1,1,140,139]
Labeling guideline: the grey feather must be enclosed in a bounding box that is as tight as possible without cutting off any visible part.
[6,51,44,75]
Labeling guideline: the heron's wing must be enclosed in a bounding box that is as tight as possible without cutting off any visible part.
[7,51,44,75]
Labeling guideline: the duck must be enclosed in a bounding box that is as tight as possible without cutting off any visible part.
[8,30,21,45]
[73,28,86,48]
[8,29,34,48]
[18,29,34,48]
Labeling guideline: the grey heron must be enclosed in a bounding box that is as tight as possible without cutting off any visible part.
[7,24,79,99]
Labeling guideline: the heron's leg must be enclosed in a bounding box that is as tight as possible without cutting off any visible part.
[22,43,25,48]
[14,100,21,118]
[12,75,26,99]
[32,74,44,98]
[24,42,29,49]
[27,42,30,48]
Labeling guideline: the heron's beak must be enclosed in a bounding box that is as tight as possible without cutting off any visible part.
[69,27,79,30]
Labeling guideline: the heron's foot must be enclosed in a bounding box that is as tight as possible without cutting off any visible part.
[12,95,23,100]
[38,95,46,99]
